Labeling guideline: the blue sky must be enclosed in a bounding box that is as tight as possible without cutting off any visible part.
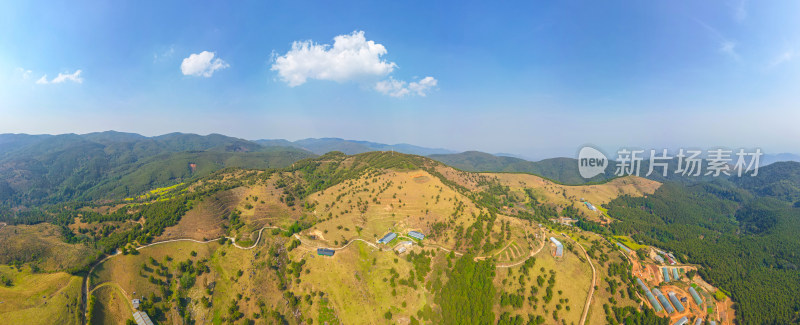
[1,0,799,159]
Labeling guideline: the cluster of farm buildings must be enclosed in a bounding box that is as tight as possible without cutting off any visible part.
[636,274,715,325]
[130,299,154,325]
[316,230,426,257]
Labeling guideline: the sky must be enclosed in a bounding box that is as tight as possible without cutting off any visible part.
[1,0,799,159]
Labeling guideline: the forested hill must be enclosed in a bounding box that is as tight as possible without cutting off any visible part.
[605,161,800,324]
[0,131,315,206]
[429,151,616,184]
[430,150,799,186]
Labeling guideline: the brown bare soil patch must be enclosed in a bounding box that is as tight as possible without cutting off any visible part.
[156,187,247,241]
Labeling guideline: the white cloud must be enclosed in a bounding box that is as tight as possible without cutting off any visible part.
[733,0,748,22]
[695,19,741,61]
[768,50,795,68]
[408,77,438,96]
[35,70,83,84]
[375,76,438,97]
[52,70,83,83]
[374,78,409,97]
[181,51,229,77]
[272,30,438,97]
[719,41,741,61]
[271,31,397,87]
[154,45,175,62]
[15,67,32,80]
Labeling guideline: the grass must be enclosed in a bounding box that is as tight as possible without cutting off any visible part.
[306,170,482,251]
[0,223,98,272]
[93,240,221,324]
[298,240,431,324]
[0,265,82,325]
[613,235,648,251]
[90,285,131,325]
[490,230,592,325]
[490,173,661,209]
[576,233,640,324]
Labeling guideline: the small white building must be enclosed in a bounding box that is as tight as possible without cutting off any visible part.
[549,237,564,258]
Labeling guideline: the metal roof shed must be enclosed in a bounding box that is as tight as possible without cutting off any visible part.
[653,288,675,314]
[688,287,704,305]
[668,292,686,312]
[636,277,663,312]
[317,248,335,256]
[549,237,564,257]
[379,232,397,244]
[133,311,154,325]
[673,316,689,325]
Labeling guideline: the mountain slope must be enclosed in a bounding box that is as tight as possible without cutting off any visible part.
[430,151,615,184]
[0,132,315,205]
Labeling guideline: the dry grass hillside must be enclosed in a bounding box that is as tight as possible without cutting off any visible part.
[0,223,97,272]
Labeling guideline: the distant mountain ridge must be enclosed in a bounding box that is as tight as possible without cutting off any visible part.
[429,151,616,184]
[253,137,456,156]
[431,150,800,185]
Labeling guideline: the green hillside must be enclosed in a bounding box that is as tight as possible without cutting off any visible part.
[0,132,315,206]
[430,151,614,184]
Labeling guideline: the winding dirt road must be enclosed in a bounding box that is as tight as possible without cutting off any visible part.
[81,224,548,323]
[82,225,284,323]
[560,233,596,325]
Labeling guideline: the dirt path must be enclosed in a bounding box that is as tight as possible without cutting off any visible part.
[293,234,378,250]
[81,224,546,323]
[89,282,134,310]
[82,225,285,323]
[495,227,545,268]
[561,233,596,325]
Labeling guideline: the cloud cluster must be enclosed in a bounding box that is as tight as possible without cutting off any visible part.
[271,31,396,87]
[35,70,83,84]
[181,51,229,77]
[271,31,437,97]
[375,76,438,97]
